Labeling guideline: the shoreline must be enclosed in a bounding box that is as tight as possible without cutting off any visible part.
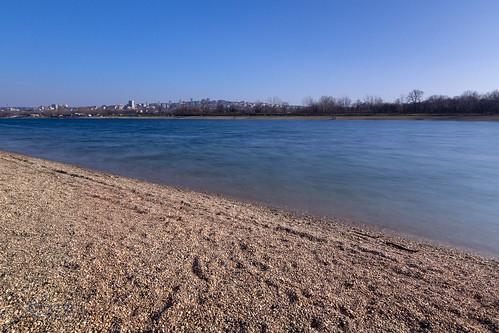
[1,149,493,258]
[1,151,498,331]
[3,114,499,121]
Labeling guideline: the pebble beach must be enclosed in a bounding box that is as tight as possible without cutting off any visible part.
[0,151,498,332]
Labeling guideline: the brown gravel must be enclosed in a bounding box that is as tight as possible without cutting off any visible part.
[0,151,498,332]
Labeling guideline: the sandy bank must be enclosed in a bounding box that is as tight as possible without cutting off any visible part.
[8,114,499,120]
[0,152,497,332]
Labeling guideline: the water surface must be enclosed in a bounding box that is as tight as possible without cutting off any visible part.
[1,118,498,254]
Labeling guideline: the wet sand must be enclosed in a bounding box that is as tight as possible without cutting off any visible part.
[0,151,498,332]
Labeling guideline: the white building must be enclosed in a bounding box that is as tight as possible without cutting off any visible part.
[128,100,136,109]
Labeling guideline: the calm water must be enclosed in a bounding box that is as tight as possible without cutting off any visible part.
[1,118,498,254]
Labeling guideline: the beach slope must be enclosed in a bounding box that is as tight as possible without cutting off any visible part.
[0,152,497,332]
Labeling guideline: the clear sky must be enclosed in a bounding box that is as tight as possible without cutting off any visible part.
[1,0,499,106]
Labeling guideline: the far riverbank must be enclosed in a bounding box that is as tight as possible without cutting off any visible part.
[3,113,499,121]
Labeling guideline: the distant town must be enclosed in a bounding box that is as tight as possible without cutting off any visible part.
[0,98,300,118]
[1,89,498,118]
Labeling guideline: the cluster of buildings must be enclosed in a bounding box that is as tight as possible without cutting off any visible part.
[1,98,299,118]
[37,104,69,111]
[121,98,291,111]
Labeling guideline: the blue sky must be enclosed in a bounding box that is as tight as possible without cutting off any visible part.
[1,0,498,106]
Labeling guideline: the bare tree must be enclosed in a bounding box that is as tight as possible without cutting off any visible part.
[485,90,499,101]
[461,90,480,100]
[319,96,336,105]
[337,96,351,108]
[318,96,336,113]
[407,89,424,104]
[364,96,383,105]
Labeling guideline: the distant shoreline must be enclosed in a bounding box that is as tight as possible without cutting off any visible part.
[3,114,499,121]
[172,114,499,121]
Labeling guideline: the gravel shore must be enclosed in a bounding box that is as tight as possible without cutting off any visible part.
[0,151,498,332]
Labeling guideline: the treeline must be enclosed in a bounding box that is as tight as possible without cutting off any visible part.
[2,89,499,118]
[158,90,499,116]
[160,104,295,116]
[302,90,499,115]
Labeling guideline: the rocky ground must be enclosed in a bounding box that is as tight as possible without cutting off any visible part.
[0,151,498,332]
